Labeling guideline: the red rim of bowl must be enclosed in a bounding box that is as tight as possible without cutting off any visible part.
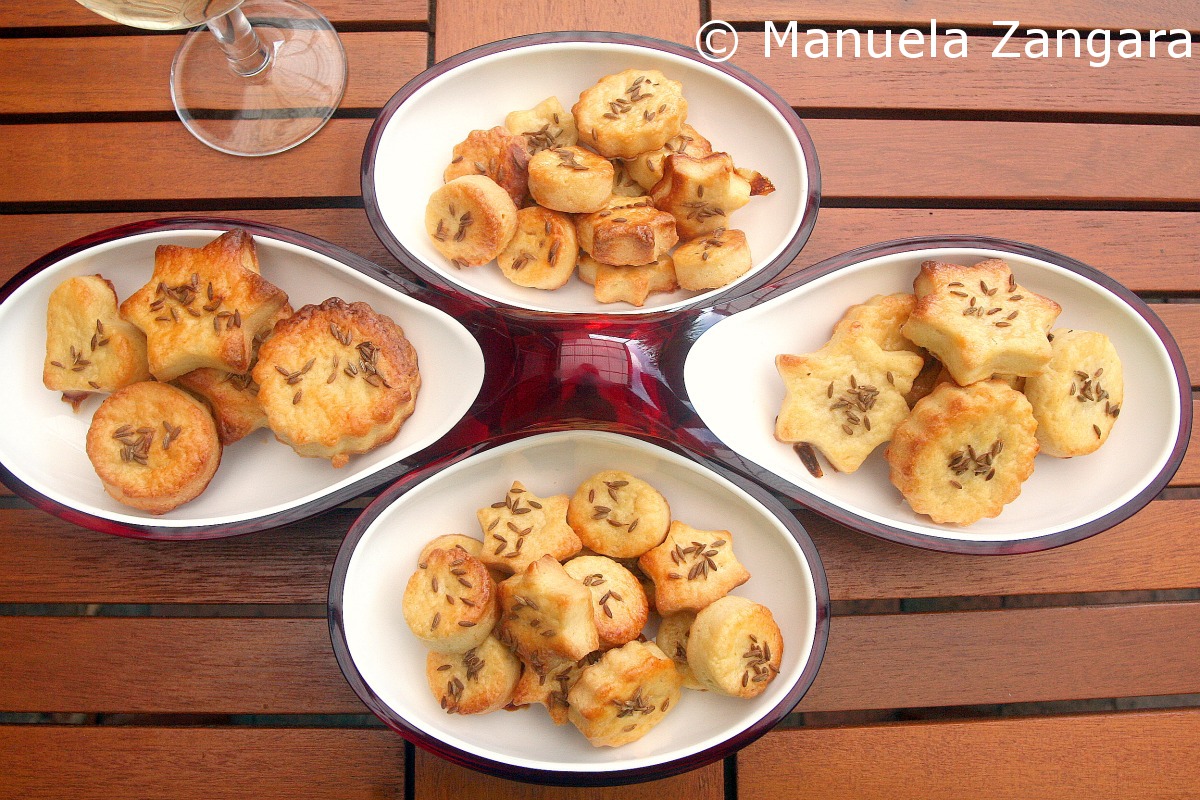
[360,30,822,318]
[0,216,485,540]
[693,235,1193,555]
[327,423,831,786]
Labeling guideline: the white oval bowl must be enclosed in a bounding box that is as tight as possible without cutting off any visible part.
[685,238,1190,553]
[0,220,485,538]
[363,32,819,316]
[330,429,828,784]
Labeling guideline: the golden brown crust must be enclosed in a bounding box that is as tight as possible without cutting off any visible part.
[638,521,750,614]
[686,596,783,698]
[562,555,650,649]
[901,259,1061,386]
[672,227,752,291]
[511,650,599,725]
[476,481,582,574]
[120,229,289,382]
[649,152,754,240]
[576,196,678,267]
[623,123,713,192]
[496,206,578,290]
[655,610,705,691]
[497,554,599,663]
[85,381,222,514]
[566,640,682,747]
[573,69,687,159]
[577,253,678,307]
[832,293,921,355]
[505,96,578,154]
[443,126,530,206]
[1024,329,1123,457]
[565,470,671,557]
[424,175,519,268]
[885,380,1039,525]
[251,297,420,468]
[403,545,499,654]
[425,635,522,715]
[44,274,150,406]
[526,146,614,213]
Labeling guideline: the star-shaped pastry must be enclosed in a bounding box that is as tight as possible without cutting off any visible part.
[900,259,1061,386]
[477,481,582,575]
[579,253,678,307]
[120,229,289,381]
[775,331,925,474]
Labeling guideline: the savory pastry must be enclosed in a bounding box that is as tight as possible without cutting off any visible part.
[402,545,498,654]
[120,229,289,382]
[417,534,485,567]
[425,635,522,715]
[576,253,678,307]
[84,381,221,515]
[511,650,598,725]
[526,146,614,213]
[638,520,750,614]
[504,96,577,154]
[655,610,705,690]
[565,470,671,558]
[576,196,678,267]
[624,123,713,192]
[832,293,922,355]
[901,259,1061,385]
[424,175,519,268]
[1023,328,1123,457]
[886,380,1039,525]
[173,302,292,445]
[443,126,530,206]
[496,554,599,663]
[610,158,646,197]
[562,555,650,649]
[252,297,420,468]
[573,69,688,159]
[686,595,783,698]
[567,640,682,747]
[43,274,150,409]
[477,481,582,574]
[649,152,774,240]
[775,331,925,473]
[496,205,578,290]
[671,227,752,291]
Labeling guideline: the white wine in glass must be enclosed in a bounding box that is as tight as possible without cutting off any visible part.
[74,0,348,156]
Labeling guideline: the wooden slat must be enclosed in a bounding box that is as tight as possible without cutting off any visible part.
[3,603,1198,714]
[730,32,1199,117]
[0,726,405,800]
[1155,305,1200,384]
[0,119,367,203]
[807,499,1200,602]
[414,748,724,800]
[712,1,1200,32]
[0,508,349,605]
[2,499,1199,606]
[4,209,1200,297]
[433,0,702,59]
[786,208,1200,295]
[797,601,1200,712]
[740,708,1200,800]
[1181,395,1200,485]
[6,0,428,27]
[803,118,1200,203]
[5,119,1198,205]
[0,32,428,114]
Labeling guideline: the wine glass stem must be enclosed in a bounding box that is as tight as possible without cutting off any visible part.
[206,8,271,77]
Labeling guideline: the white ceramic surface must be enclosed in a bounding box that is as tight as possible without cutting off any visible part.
[337,430,819,775]
[686,246,1183,544]
[0,227,485,530]
[366,37,812,315]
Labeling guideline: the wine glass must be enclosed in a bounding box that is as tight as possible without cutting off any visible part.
[74,0,347,156]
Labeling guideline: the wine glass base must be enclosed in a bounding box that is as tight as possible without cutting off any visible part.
[170,0,347,156]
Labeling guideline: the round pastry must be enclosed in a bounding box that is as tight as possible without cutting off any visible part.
[252,298,420,468]
[1023,328,1123,458]
[442,126,530,206]
[573,69,687,159]
[496,205,578,290]
[566,639,682,747]
[566,470,671,558]
[527,146,614,213]
[575,196,678,267]
[671,227,753,291]
[504,95,577,154]
[624,123,713,191]
[85,381,222,515]
[655,610,705,691]
[562,555,650,649]
[885,379,1039,525]
[686,595,783,698]
[425,635,522,715]
[424,175,518,268]
[402,545,498,654]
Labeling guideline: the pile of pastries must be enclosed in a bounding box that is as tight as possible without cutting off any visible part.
[401,469,785,747]
[424,68,775,306]
[774,258,1123,525]
[42,229,421,514]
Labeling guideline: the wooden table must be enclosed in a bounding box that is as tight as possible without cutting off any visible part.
[2,1,1199,797]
